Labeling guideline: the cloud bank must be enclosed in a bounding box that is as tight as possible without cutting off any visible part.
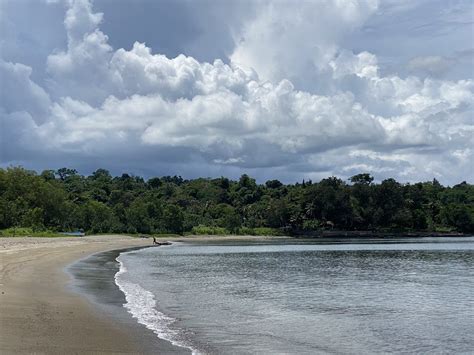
[0,0,473,183]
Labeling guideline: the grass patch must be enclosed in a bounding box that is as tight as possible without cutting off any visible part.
[188,225,283,236]
[239,227,284,236]
[0,227,285,238]
[191,225,229,235]
[434,226,456,233]
[252,227,284,236]
[90,233,182,239]
[0,227,65,238]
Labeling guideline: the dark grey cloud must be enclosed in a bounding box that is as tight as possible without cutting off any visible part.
[344,0,474,80]
[94,0,253,63]
[0,0,66,84]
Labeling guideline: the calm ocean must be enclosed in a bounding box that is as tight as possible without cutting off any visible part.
[114,238,474,354]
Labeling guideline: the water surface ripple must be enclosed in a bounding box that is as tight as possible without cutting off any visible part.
[116,238,474,354]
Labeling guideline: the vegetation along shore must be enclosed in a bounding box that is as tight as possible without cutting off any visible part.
[1,167,472,237]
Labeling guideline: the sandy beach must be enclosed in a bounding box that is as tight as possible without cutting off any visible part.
[0,235,160,354]
[0,234,285,354]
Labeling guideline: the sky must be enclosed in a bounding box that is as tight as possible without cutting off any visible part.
[0,0,473,184]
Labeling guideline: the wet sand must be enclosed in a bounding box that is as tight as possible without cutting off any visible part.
[0,236,179,354]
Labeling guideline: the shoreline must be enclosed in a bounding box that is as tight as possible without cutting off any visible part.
[68,245,191,354]
[0,235,182,354]
[289,230,468,238]
[0,234,289,354]
[2,234,472,353]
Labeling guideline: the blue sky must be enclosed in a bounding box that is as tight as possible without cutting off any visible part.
[0,0,473,183]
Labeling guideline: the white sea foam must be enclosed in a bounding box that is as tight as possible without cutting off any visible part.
[114,253,199,354]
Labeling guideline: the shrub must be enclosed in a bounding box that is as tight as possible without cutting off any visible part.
[0,227,64,237]
[252,227,283,236]
[191,225,229,235]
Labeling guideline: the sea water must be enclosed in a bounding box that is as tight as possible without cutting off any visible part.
[115,238,474,354]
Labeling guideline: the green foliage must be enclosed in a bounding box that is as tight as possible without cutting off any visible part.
[265,179,283,189]
[191,225,229,235]
[441,204,474,232]
[0,167,473,236]
[0,227,64,238]
[239,227,283,236]
[221,207,242,233]
[302,219,322,231]
[74,200,119,234]
[162,204,184,234]
[350,173,374,185]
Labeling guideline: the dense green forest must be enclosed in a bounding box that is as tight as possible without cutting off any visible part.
[0,167,473,236]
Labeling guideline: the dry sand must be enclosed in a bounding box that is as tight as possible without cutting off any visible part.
[0,235,155,354]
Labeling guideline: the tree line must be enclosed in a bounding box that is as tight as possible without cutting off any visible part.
[0,167,473,235]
